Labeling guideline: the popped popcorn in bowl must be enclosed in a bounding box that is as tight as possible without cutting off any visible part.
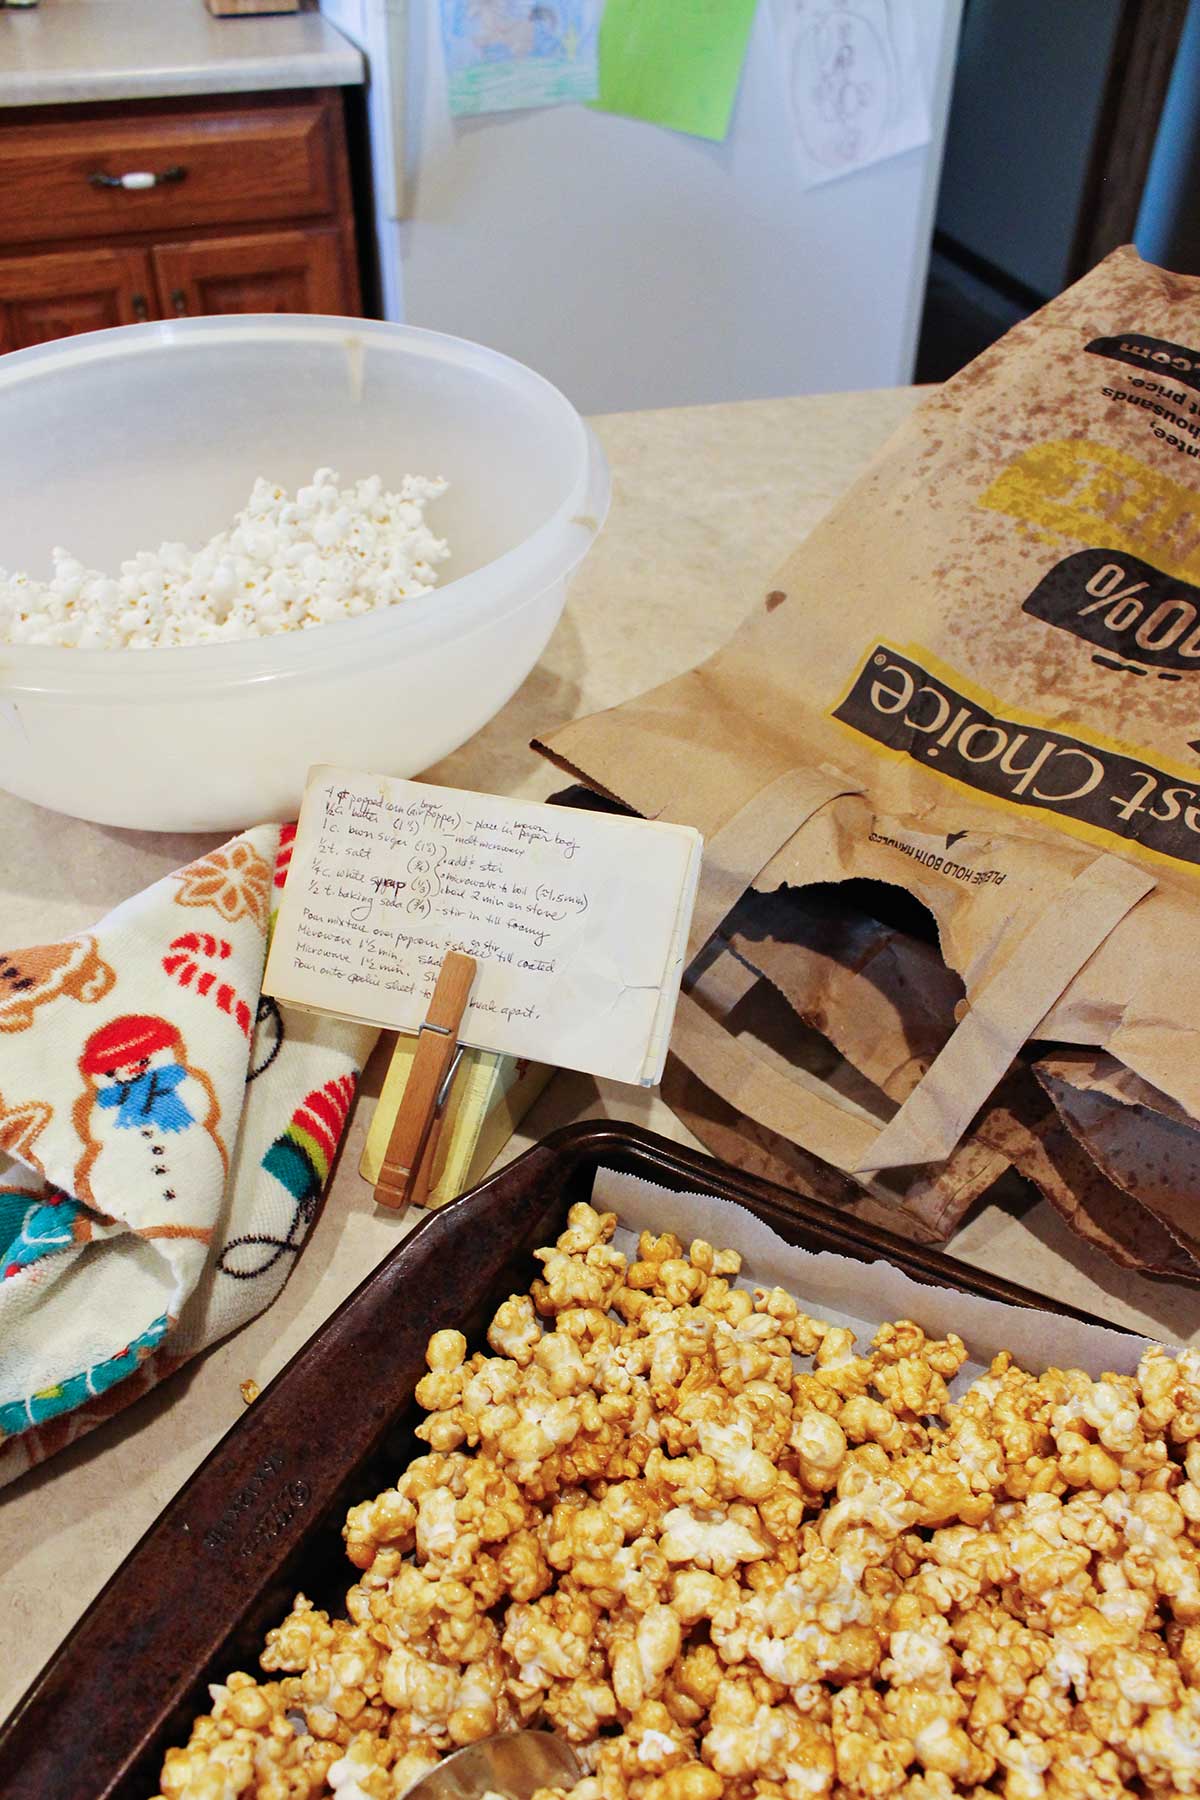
[0,315,609,828]
[153,1205,1200,1800]
[0,468,449,649]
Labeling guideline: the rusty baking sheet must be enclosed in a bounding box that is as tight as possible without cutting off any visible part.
[0,1121,1115,1800]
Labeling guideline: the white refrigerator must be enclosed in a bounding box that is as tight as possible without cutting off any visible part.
[320,0,962,415]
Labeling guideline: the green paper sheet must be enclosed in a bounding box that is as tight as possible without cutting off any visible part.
[595,0,758,143]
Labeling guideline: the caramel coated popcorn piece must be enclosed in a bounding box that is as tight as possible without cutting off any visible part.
[158,1209,1200,1800]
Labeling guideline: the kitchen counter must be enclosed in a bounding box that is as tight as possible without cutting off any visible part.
[0,0,363,108]
[4,385,1199,1730]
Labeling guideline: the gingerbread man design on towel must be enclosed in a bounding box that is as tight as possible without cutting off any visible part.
[73,1014,227,1240]
[0,937,115,1034]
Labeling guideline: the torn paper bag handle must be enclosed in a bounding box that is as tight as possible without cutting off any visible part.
[685,764,866,962]
[848,851,1155,1171]
[681,767,1157,1174]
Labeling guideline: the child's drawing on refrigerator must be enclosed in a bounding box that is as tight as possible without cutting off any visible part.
[440,0,601,116]
[770,0,933,189]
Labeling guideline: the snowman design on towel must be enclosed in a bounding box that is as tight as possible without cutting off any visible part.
[72,1014,228,1225]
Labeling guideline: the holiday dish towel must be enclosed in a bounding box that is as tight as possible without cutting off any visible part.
[0,824,377,1488]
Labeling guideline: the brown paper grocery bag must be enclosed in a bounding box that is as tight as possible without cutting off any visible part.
[678,933,1018,1233]
[539,246,1200,1177]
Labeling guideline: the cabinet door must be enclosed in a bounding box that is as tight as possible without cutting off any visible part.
[152,228,355,320]
[0,247,154,352]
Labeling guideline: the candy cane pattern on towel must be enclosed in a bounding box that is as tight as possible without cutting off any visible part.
[274,823,297,892]
[161,933,252,1037]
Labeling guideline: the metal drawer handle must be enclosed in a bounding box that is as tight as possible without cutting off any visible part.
[88,166,187,192]
[170,289,189,317]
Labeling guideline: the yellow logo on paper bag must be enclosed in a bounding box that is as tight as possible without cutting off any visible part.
[981,440,1200,584]
[833,643,1200,879]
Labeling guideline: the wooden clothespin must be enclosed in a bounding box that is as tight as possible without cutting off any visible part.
[374,951,476,1211]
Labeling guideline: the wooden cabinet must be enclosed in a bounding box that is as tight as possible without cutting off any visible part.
[0,248,153,353]
[153,227,351,319]
[0,89,362,351]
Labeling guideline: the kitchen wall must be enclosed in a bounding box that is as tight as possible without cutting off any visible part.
[320,0,369,34]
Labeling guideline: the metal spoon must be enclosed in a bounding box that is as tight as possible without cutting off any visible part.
[402,1731,583,1800]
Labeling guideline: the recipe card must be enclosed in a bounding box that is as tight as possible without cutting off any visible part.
[264,766,702,1086]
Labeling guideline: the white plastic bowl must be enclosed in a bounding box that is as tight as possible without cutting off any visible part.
[0,316,609,831]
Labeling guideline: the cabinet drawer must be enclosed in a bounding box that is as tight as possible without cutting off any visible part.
[0,96,341,250]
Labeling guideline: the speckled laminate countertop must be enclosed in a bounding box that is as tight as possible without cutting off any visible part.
[7,386,1195,1739]
[0,0,363,108]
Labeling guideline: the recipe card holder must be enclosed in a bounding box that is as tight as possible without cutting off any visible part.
[373,951,477,1211]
